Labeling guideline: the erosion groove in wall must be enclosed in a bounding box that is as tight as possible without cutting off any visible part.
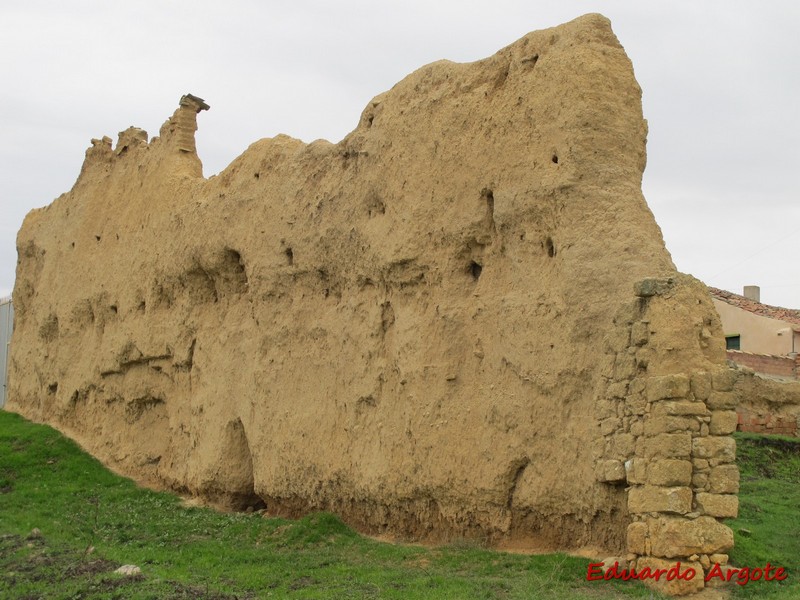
[8,14,736,595]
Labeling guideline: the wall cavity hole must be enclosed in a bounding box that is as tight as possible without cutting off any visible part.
[481,188,495,215]
[284,247,294,266]
[254,172,260,179]
[551,155,559,164]
[48,382,58,394]
[470,261,483,281]
[95,235,101,242]
[545,237,556,258]
[110,305,118,314]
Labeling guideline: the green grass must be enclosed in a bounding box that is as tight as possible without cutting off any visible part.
[6,409,769,599]
[726,432,800,598]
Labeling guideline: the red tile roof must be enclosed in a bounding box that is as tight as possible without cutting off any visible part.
[709,287,800,328]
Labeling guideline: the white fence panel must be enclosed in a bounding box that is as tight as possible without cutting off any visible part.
[0,298,13,408]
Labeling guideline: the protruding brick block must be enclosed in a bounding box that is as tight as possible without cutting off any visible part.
[609,433,636,459]
[692,436,736,463]
[596,459,626,483]
[628,485,692,515]
[695,493,738,518]
[711,369,738,392]
[656,401,710,417]
[643,415,700,436]
[709,410,738,435]
[626,521,647,554]
[648,515,734,557]
[644,433,692,459]
[690,371,711,401]
[646,375,690,402]
[708,464,739,494]
[647,459,692,486]
[625,458,647,485]
[706,391,737,410]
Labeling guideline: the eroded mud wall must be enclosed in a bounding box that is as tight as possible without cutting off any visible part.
[9,14,736,592]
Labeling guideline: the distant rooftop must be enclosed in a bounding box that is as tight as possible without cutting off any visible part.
[709,287,800,327]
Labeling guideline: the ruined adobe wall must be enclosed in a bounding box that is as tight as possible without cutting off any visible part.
[727,350,798,380]
[735,369,800,436]
[8,14,735,593]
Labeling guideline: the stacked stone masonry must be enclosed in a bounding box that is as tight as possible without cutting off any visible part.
[595,277,737,596]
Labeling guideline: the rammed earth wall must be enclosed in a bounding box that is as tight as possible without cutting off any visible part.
[8,15,736,596]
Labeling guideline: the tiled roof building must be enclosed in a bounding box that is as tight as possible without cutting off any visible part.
[709,287,800,328]
[709,286,798,380]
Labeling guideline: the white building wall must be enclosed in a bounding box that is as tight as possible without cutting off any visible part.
[712,298,795,356]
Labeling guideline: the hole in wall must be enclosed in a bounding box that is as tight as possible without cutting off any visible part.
[545,237,556,258]
[221,418,267,512]
[381,301,395,333]
[551,155,559,164]
[493,66,510,89]
[218,248,249,295]
[366,192,386,218]
[95,235,101,242]
[522,54,539,67]
[70,301,95,327]
[480,188,496,234]
[38,313,59,342]
[47,382,58,394]
[110,305,118,314]
[254,172,260,179]
[470,261,483,281]
[481,188,495,217]
[285,247,294,266]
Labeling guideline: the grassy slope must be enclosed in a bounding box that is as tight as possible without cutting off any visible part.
[726,432,800,599]
[0,411,661,599]
[12,411,798,598]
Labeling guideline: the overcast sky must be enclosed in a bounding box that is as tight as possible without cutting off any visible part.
[1,1,798,308]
